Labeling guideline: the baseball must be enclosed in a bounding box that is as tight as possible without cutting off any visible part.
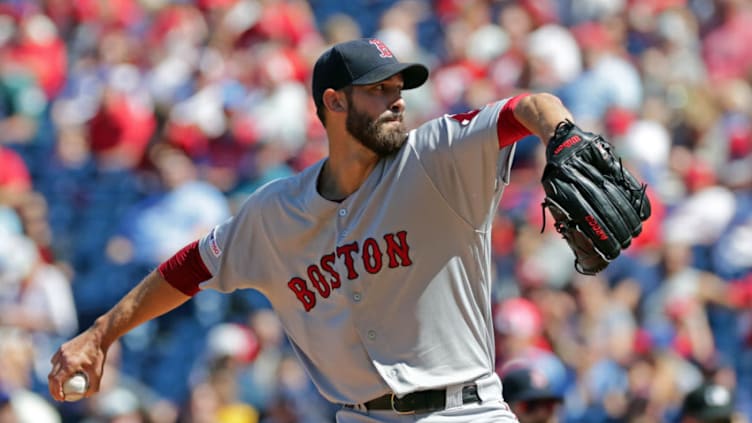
[62,372,89,402]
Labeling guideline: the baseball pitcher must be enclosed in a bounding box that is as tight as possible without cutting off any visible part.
[48,38,649,422]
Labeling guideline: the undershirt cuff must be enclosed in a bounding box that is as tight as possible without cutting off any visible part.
[497,93,533,148]
[158,240,211,297]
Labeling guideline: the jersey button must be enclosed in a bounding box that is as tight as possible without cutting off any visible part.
[367,330,376,340]
[338,209,347,217]
[352,293,362,302]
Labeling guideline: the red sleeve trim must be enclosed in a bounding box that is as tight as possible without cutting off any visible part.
[497,93,533,148]
[158,240,211,297]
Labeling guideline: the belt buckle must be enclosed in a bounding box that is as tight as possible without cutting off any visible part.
[390,393,415,415]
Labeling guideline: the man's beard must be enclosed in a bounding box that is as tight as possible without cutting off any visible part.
[346,105,407,157]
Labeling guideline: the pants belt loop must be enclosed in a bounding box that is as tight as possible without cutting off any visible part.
[477,372,503,403]
[445,383,465,409]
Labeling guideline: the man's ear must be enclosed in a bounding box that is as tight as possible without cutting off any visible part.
[323,89,346,112]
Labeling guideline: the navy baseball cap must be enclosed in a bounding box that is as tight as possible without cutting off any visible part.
[681,383,734,422]
[312,38,429,108]
[501,367,563,403]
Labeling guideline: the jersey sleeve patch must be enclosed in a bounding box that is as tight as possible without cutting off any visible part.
[497,93,533,148]
[158,240,212,296]
[208,227,222,257]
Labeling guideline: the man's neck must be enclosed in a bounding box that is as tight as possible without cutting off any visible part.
[318,143,380,202]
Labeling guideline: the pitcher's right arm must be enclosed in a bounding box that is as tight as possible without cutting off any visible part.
[48,262,195,401]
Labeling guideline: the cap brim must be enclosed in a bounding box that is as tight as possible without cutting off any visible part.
[695,407,733,421]
[351,62,429,90]
[507,390,563,403]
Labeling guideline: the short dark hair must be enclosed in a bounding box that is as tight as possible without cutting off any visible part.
[315,103,326,126]
[315,86,353,127]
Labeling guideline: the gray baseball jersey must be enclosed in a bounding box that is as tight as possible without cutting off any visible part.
[197,98,517,405]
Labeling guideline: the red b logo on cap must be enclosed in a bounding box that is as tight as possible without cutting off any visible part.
[369,39,393,58]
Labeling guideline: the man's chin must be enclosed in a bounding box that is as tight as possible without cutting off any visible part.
[376,138,407,157]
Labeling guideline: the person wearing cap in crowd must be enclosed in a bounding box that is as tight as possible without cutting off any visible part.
[680,383,735,423]
[49,37,580,422]
[501,366,563,423]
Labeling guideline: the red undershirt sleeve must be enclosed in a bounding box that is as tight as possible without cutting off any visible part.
[497,93,533,148]
[157,240,211,297]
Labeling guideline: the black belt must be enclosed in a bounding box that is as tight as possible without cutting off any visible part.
[343,385,480,415]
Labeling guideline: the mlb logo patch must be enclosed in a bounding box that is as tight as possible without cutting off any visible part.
[209,228,222,257]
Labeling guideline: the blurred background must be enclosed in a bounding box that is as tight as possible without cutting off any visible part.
[0,0,751,422]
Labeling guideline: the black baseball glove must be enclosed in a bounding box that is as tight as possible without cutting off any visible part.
[540,120,651,275]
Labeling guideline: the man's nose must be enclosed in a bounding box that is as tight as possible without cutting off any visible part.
[390,97,405,114]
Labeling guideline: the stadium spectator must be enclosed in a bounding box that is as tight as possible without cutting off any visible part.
[0,146,31,195]
[114,144,231,267]
[500,366,564,423]
[0,231,77,389]
[680,382,735,423]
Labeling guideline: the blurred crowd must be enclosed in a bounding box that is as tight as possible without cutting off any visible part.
[0,0,751,422]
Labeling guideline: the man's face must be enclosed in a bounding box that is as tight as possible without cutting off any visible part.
[510,399,560,423]
[344,75,407,157]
